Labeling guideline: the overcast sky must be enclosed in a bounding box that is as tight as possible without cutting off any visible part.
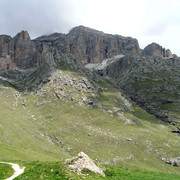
[0,0,180,55]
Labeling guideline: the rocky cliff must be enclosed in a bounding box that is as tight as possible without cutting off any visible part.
[143,43,174,58]
[0,26,142,69]
[0,31,39,69]
[0,26,179,126]
[1,26,177,70]
[35,26,141,64]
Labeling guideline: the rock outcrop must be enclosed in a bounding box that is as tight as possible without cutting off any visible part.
[0,35,12,55]
[1,26,177,70]
[143,43,173,58]
[65,152,105,177]
[162,157,180,166]
[36,25,141,64]
[0,26,141,69]
[0,31,38,69]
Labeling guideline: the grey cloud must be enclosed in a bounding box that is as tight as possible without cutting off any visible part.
[0,0,76,38]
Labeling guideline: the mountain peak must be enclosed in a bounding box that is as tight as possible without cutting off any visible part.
[68,25,105,36]
[14,30,30,43]
[143,42,173,58]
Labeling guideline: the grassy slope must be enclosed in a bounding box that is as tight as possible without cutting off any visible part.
[0,163,14,180]
[0,88,70,161]
[0,67,180,177]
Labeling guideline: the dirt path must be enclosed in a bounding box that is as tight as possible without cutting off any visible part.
[0,162,25,180]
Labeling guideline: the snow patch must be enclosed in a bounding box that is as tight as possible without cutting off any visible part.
[85,54,124,71]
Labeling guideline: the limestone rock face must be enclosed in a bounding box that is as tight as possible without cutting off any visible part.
[66,152,105,177]
[65,26,141,64]
[0,26,141,69]
[10,31,32,59]
[0,35,14,69]
[0,26,176,70]
[0,35,12,56]
[0,31,37,69]
[143,43,173,58]
[37,25,141,64]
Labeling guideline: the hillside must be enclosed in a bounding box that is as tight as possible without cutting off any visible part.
[87,53,180,129]
[0,26,180,178]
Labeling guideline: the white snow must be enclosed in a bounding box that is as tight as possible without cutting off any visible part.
[85,54,124,71]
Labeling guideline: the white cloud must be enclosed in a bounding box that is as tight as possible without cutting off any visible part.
[70,0,147,37]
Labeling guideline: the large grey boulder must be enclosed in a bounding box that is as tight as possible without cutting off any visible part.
[65,152,105,177]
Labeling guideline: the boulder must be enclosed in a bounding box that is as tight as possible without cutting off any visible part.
[65,152,105,177]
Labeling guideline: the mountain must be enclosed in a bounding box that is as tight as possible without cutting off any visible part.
[142,42,174,58]
[87,53,180,127]
[0,25,175,69]
[0,26,141,70]
[0,26,180,176]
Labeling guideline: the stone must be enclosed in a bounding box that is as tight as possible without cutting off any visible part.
[82,98,94,105]
[162,157,180,166]
[65,152,105,177]
[126,138,133,142]
[21,103,27,107]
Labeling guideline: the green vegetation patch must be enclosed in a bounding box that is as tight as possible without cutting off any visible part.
[0,163,14,180]
[104,165,180,180]
[15,161,67,180]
